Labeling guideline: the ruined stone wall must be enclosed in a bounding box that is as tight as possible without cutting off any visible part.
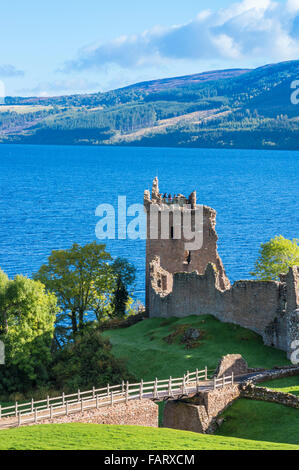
[214,354,249,378]
[240,383,299,409]
[284,267,299,357]
[247,365,299,384]
[149,259,299,358]
[144,178,298,359]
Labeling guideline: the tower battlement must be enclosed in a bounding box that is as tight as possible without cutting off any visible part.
[144,176,197,209]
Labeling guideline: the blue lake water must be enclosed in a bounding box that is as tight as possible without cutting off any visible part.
[0,144,298,301]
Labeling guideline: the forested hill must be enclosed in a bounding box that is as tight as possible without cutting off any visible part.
[1,60,299,150]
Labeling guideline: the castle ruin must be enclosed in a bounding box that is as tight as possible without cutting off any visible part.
[144,178,299,360]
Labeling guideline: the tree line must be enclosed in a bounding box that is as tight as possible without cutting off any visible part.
[0,242,139,399]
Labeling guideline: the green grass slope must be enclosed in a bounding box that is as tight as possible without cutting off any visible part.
[259,376,299,396]
[0,424,298,450]
[215,399,299,445]
[103,315,289,381]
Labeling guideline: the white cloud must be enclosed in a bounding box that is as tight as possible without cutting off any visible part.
[287,0,299,12]
[0,64,24,77]
[63,0,299,73]
[17,78,100,97]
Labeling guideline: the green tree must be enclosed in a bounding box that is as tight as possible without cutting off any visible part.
[251,235,299,281]
[51,329,135,392]
[34,242,114,336]
[0,269,9,334]
[0,272,58,393]
[111,258,136,318]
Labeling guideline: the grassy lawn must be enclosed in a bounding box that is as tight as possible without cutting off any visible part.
[0,423,298,450]
[103,315,289,381]
[259,376,299,396]
[0,317,295,450]
[215,399,299,446]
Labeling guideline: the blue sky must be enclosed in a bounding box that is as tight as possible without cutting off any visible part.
[0,0,298,96]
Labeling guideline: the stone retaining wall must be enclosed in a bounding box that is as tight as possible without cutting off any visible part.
[33,399,159,428]
[163,385,240,434]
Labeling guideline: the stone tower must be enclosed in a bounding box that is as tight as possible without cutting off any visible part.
[144,177,230,310]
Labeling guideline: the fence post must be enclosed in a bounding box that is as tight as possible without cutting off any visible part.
[34,408,37,424]
[15,402,18,417]
[214,377,216,390]
[154,378,158,399]
[18,411,21,427]
[231,372,234,385]
[182,375,186,395]
[126,381,129,404]
[205,366,208,380]
[66,401,69,416]
[50,405,53,419]
[196,369,199,385]
[168,377,172,397]
[140,380,143,400]
[96,394,99,409]
[47,395,50,409]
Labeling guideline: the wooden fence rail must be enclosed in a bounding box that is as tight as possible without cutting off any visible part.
[213,373,234,389]
[0,367,234,428]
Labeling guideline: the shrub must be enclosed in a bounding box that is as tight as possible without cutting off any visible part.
[51,329,136,392]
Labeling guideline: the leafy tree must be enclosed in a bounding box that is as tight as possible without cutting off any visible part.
[34,242,114,336]
[0,272,58,393]
[111,258,136,318]
[0,269,9,334]
[111,276,128,319]
[51,329,135,392]
[251,235,299,281]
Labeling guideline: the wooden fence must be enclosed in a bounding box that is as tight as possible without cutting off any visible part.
[0,367,234,428]
[213,373,234,389]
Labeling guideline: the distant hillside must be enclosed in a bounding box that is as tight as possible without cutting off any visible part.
[121,68,251,92]
[1,60,299,150]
